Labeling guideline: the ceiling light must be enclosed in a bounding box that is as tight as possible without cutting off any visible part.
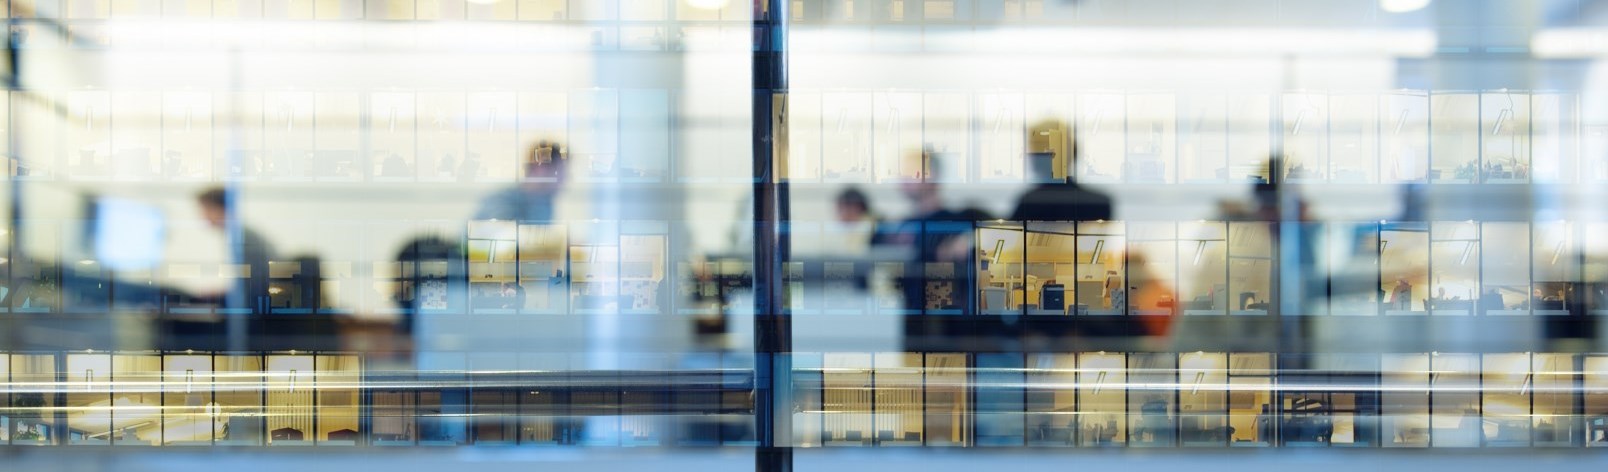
[1380,0,1432,13]
[688,0,732,10]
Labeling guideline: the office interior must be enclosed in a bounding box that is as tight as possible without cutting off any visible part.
[10,1,1608,468]
[6,350,1608,448]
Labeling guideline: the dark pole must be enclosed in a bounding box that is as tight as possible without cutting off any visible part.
[752,0,791,471]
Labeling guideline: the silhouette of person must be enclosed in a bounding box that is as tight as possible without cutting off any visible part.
[197,187,276,313]
[878,148,991,315]
[1010,120,1113,222]
[475,141,568,222]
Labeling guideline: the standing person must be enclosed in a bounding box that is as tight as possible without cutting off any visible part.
[1390,278,1413,311]
[197,187,277,313]
[1103,270,1125,311]
[1010,120,1113,222]
[878,149,990,316]
[833,186,886,253]
[475,141,568,222]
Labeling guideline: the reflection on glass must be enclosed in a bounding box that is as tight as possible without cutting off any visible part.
[1229,223,1274,315]
[1179,352,1227,446]
[1382,223,1429,314]
[1282,93,1328,181]
[1586,357,1608,446]
[1179,222,1228,316]
[1330,94,1379,183]
[1384,93,1430,182]
[1178,95,1229,183]
[874,353,923,446]
[1532,221,1577,316]
[822,353,872,446]
[1026,354,1076,446]
[1228,353,1273,447]
[1482,92,1530,183]
[1126,95,1175,183]
[924,353,968,446]
[978,93,1025,182]
[265,355,314,446]
[1533,354,1575,446]
[215,356,264,446]
[162,355,216,445]
[977,224,1024,315]
[65,354,111,445]
[1128,223,1178,317]
[1429,354,1480,447]
[1482,353,1531,446]
[1481,223,1530,315]
[1078,352,1125,446]
[1530,94,1574,183]
[1431,94,1478,183]
[1430,221,1479,316]
[1077,221,1126,315]
[1382,354,1429,447]
[1078,94,1125,183]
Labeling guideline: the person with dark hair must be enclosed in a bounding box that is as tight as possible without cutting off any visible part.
[197,186,277,313]
[878,148,991,316]
[500,282,527,310]
[1009,120,1113,222]
[475,141,569,222]
[834,186,887,252]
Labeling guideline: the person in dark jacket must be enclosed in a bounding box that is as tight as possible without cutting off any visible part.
[1009,120,1113,222]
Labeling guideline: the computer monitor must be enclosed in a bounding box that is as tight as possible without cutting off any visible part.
[1040,283,1066,312]
[89,196,167,272]
[1026,152,1057,183]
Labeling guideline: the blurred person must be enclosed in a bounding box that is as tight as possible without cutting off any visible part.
[1103,269,1124,311]
[1390,278,1413,311]
[475,141,568,222]
[1010,120,1113,222]
[500,281,527,310]
[393,235,466,339]
[833,186,888,253]
[197,187,277,313]
[877,148,991,316]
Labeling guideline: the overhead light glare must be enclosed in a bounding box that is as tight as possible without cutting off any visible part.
[1380,0,1432,13]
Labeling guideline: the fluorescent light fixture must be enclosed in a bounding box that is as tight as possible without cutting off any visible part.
[1459,241,1474,265]
[1533,28,1608,58]
[1193,241,1207,266]
[1191,371,1205,395]
[687,0,732,10]
[1380,0,1432,13]
[950,28,1437,57]
[1089,110,1105,136]
[1491,109,1511,136]
[1394,109,1409,134]
[1552,240,1565,265]
[1094,371,1107,394]
[1291,108,1309,136]
[1520,374,1532,395]
[1091,240,1105,264]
